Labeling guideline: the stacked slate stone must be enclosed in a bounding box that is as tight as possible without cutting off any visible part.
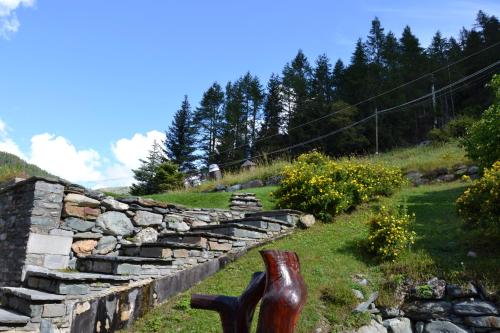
[352,276,500,333]
[406,164,480,186]
[229,193,262,212]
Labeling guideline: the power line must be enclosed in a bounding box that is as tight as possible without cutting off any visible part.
[217,60,499,168]
[208,41,500,159]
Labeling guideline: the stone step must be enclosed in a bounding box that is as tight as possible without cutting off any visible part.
[76,255,176,276]
[245,209,302,225]
[25,269,131,295]
[220,216,295,232]
[120,241,204,259]
[0,287,64,317]
[0,307,30,326]
[190,223,270,239]
[158,231,256,252]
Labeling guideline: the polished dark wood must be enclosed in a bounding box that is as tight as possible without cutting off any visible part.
[190,271,266,333]
[256,250,307,333]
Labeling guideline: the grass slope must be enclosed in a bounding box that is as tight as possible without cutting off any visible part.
[0,151,53,183]
[127,181,498,333]
[147,186,277,210]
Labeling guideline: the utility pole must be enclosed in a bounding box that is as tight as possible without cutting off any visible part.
[375,107,379,155]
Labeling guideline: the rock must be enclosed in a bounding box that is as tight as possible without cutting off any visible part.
[168,221,190,232]
[352,274,370,286]
[380,307,404,318]
[402,301,452,320]
[464,316,500,328]
[382,317,412,333]
[63,217,95,232]
[228,184,242,192]
[412,277,446,299]
[415,321,424,333]
[355,292,378,313]
[299,214,316,228]
[101,198,129,211]
[438,174,455,182]
[209,241,232,252]
[357,319,388,333]
[455,168,468,177]
[214,184,227,192]
[352,289,364,300]
[453,300,498,316]
[164,214,183,223]
[407,171,424,183]
[133,211,163,227]
[94,236,118,255]
[133,227,158,244]
[467,166,479,175]
[96,211,134,236]
[265,175,282,186]
[71,240,98,256]
[424,320,468,333]
[64,193,100,207]
[241,179,264,189]
[467,251,477,258]
[63,203,100,220]
[447,283,478,299]
[73,232,103,240]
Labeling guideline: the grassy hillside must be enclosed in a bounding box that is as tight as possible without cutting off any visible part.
[127,181,498,333]
[0,151,53,183]
[196,142,468,192]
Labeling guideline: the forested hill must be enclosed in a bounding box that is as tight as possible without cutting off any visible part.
[162,10,499,173]
[0,151,53,182]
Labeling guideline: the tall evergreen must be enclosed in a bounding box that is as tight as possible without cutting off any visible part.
[366,17,386,66]
[130,141,166,195]
[194,82,225,166]
[256,74,285,153]
[165,95,197,173]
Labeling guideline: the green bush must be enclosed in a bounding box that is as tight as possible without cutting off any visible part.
[462,74,500,169]
[366,205,416,261]
[456,160,500,231]
[273,151,405,220]
[446,115,475,139]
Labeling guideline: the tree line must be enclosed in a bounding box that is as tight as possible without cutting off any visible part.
[131,11,499,194]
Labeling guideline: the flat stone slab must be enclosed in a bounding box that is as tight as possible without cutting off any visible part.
[0,308,30,325]
[191,223,268,233]
[159,231,242,241]
[121,241,203,250]
[79,255,173,265]
[26,270,131,282]
[1,287,64,302]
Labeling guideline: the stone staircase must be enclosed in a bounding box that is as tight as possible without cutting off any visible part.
[0,206,302,332]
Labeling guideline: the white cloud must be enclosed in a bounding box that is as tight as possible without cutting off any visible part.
[111,130,165,170]
[29,133,102,183]
[0,0,35,39]
[0,118,26,159]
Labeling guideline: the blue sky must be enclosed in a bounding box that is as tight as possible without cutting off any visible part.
[0,0,498,187]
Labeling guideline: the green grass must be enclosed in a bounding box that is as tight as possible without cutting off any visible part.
[147,186,277,210]
[126,181,498,333]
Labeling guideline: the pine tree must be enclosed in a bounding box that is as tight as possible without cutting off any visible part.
[194,83,225,167]
[332,59,345,100]
[366,17,386,66]
[165,95,197,173]
[130,141,166,195]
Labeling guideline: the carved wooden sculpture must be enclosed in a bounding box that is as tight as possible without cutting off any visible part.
[190,250,307,333]
[256,250,307,333]
[190,271,266,333]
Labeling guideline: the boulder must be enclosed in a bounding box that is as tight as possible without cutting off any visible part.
[94,236,118,255]
[63,217,95,232]
[71,240,98,256]
[63,203,100,220]
[382,317,412,333]
[228,184,242,192]
[214,184,227,192]
[464,316,500,329]
[241,179,264,189]
[357,319,387,333]
[133,211,163,227]
[354,292,378,313]
[424,320,468,333]
[402,301,452,320]
[299,214,316,228]
[412,277,446,299]
[168,221,190,232]
[467,166,479,175]
[64,193,100,207]
[101,198,129,211]
[352,289,364,300]
[453,300,498,316]
[133,227,158,244]
[446,283,478,299]
[96,211,134,236]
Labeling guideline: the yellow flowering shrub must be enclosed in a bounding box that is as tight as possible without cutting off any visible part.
[273,151,406,220]
[367,205,416,261]
[456,161,500,230]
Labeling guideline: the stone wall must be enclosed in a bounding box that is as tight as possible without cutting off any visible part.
[0,178,68,287]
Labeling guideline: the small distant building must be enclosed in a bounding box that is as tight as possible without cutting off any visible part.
[208,164,222,181]
[241,160,257,171]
